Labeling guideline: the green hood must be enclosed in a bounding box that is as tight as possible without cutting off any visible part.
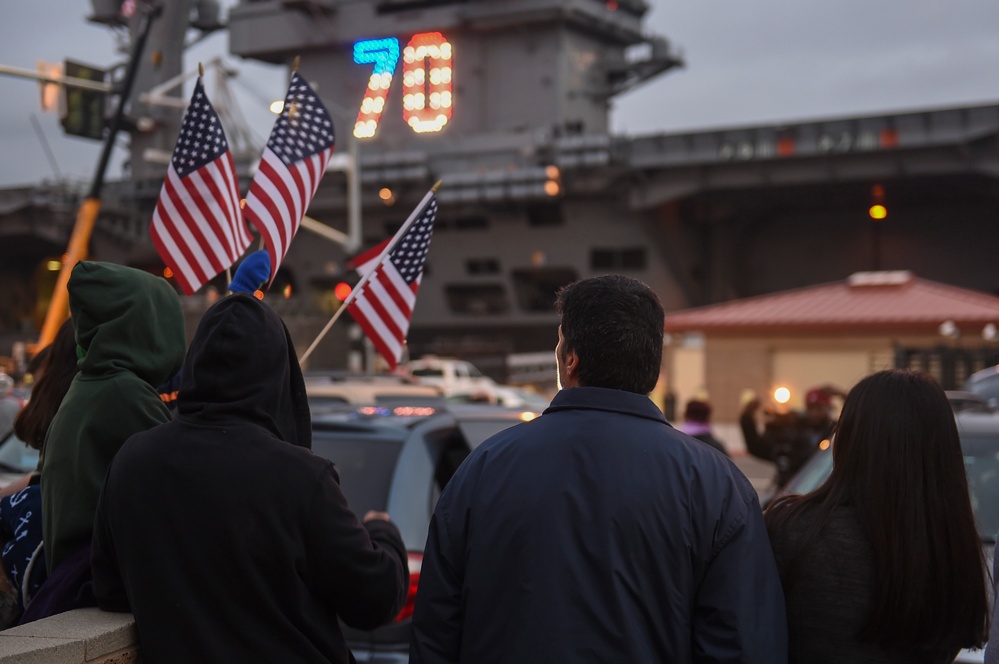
[69,261,186,386]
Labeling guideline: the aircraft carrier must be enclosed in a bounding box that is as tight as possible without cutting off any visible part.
[0,0,996,377]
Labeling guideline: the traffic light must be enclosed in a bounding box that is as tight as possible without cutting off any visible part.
[868,184,887,220]
[37,62,63,114]
[61,60,108,141]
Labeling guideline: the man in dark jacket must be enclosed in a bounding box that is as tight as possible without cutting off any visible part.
[410,275,787,663]
[91,294,408,664]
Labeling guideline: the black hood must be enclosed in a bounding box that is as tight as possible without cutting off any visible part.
[178,294,311,449]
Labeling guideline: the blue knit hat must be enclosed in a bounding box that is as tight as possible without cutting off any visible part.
[229,251,271,294]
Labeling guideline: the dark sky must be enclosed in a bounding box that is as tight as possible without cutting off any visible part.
[0,0,996,186]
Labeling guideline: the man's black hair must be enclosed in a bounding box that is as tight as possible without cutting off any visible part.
[555,275,664,394]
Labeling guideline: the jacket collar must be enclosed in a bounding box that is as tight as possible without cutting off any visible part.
[544,386,671,426]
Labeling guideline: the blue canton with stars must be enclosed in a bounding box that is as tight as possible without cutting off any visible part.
[173,78,228,178]
[269,72,336,166]
[389,197,437,284]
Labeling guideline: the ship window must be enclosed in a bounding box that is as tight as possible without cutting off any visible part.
[512,268,577,312]
[621,248,646,269]
[590,247,647,271]
[444,284,510,315]
[466,258,500,275]
[527,203,563,227]
[591,250,615,270]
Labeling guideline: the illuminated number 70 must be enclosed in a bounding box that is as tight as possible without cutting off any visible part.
[353,32,454,139]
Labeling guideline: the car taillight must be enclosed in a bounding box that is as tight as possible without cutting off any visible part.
[393,551,423,623]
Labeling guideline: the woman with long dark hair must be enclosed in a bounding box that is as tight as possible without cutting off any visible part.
[765,369,989,662]
[14,319,79,452]
[0,318,79,625]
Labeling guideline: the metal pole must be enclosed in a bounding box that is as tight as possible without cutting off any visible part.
[0,63,115,93]
[346,132,361,252]
[319,97,362,252]
[89,5,162,199]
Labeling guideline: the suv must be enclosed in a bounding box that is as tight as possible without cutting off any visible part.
[309,403,539,662]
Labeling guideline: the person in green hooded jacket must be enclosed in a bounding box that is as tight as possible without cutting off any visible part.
[41,262,186,579]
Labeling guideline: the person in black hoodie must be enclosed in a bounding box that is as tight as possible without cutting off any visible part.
[91,293,408,664]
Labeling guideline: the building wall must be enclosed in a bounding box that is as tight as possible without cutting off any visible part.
[667,333,945,425]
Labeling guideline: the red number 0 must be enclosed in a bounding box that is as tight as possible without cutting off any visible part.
[401,32,453,134]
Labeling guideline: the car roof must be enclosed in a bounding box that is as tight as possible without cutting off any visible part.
[305,372,443,406]
[311,402,536,433]
[955,409,999,436]
[965,365,999,399]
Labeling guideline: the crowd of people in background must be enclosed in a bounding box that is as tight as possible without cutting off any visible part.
[0,268,993,663]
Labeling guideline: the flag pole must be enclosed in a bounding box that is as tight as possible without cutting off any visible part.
[299,180,441,365]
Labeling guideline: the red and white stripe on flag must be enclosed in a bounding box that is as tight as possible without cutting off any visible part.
[348,238,389,276]
[149,78,252,295]
[243,72,336,284]
[243,144,334,283]
[345,192,438,369]
[347,262,421,370]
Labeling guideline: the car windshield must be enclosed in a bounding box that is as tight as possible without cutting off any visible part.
[311,435,402,515]
[962,436,999,544]
[411,368,444,378]
[0,432,38,474]
[780,447,834,497]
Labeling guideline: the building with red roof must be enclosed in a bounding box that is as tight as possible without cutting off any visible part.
[663,271,999,426]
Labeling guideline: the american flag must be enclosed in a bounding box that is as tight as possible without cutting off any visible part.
[149,77,252,295]
[243,72,335,284]
[347,192,438,369]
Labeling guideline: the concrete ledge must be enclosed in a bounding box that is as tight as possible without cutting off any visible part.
[0,609,139,663]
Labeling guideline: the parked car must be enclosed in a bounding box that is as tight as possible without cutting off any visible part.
[448,384,552,411]
[947,390,991,413]
[0,431,39,489]
[965,365,999,408]
[401,357,498,400]
[775,408,999,663]
[304,371,443,413]
[310,403,539,662]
